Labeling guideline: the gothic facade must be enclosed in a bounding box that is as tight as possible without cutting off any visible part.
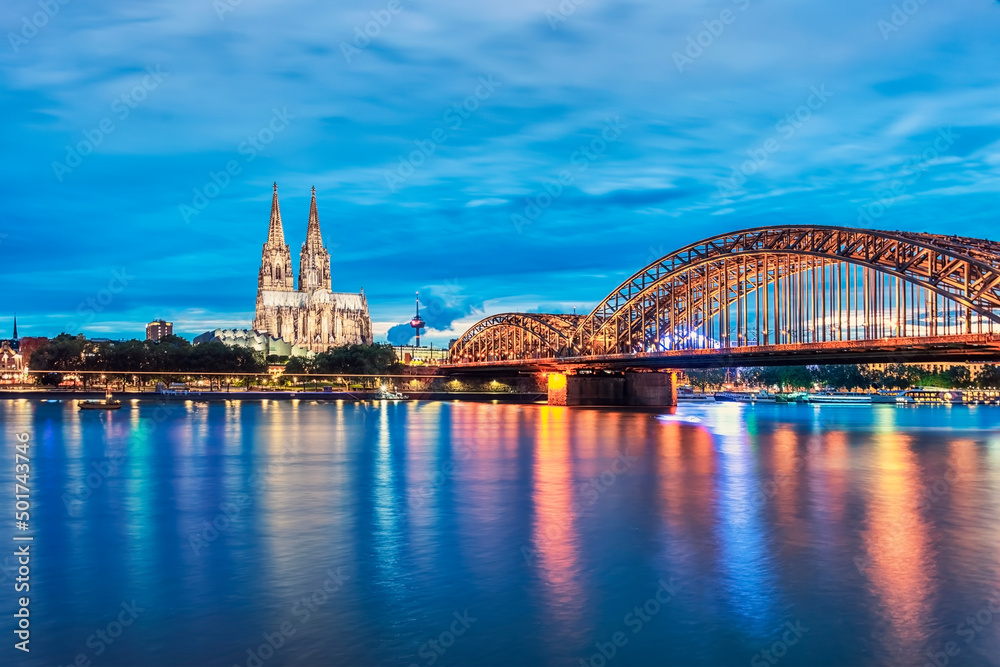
[252,185,373,353]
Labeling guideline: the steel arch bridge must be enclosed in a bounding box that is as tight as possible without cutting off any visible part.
[448,225,1000,369]
[449,312,585,362]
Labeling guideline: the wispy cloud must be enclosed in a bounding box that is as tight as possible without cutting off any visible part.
[2,0,999,343]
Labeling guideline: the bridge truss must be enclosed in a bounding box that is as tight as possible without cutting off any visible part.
[448,225,1000,365]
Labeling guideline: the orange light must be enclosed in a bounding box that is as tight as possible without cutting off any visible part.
[547,372,566,391]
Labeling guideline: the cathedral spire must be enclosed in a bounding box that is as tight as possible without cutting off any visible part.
[11,314,17,340]
[267,182,286,245]
[304,186,324,249]
[298,186,331,292]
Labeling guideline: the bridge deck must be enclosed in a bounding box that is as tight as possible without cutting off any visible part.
[443,333,1000,372]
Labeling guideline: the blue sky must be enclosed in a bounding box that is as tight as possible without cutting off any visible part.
[2,0,999,345]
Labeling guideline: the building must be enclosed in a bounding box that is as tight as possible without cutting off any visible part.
[16,336,48,368]
[0,316,23,383]
[146,319,173,341]
[252,184,373,353]
[392,344,450,365]
[194,328,312,358]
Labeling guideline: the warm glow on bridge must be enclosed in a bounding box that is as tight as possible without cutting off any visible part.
[448,225,1000,368]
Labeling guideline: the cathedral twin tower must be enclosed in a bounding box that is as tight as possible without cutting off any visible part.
[252,184,373,352]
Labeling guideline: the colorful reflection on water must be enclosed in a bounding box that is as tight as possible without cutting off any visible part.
[3,398,1000,667]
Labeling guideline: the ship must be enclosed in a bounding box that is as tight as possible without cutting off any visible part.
[78,388,122,410]
[896,387,961,405]
[714,390,776,403]
[806,391,871,404]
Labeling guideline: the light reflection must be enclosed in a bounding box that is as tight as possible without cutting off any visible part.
[713,405,778,635]
[531,405,581,630]
[861,430,935,652]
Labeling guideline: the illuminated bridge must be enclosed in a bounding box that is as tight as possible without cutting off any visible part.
[445,225,1000,405]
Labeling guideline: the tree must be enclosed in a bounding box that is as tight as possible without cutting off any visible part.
[284,356,310,376]
[976,365,1000,389]
[685,368,727,391]
[312,343,401,376]
[814,365,866,390]
[945,365,973,389]
[38,372,64,386]
[28,334,266,385]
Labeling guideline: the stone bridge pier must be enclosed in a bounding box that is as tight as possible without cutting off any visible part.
[547,370,677,407]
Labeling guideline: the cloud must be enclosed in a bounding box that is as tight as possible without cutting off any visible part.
[386,323,414,345]
[383,287,482,345]
[417,288,483,331]
[3,0,1000,341]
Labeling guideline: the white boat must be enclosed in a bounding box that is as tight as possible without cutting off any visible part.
[375,388,408,400]
[871,390,901,404]
[807,391,871,404]
[78,388,122,410]
[896,387,961,405]
[714,390,775,403]
[677,390,714,402]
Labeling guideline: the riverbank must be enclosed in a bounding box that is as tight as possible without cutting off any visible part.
[0,389,547,403]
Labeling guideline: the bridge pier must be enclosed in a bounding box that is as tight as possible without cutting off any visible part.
[548,371,676,407]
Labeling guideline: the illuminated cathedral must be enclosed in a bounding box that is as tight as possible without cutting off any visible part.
[252,184,373,353]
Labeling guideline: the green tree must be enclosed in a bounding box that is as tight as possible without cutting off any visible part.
[814,365,866,390]
[313,343,401,376]
[685,368,728,391]
[976,365,1000,389]
[284,356,310,376]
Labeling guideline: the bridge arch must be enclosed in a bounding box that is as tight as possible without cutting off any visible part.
[447,225,1000,363]
[574,225,1000,355]
[449,313,584,362]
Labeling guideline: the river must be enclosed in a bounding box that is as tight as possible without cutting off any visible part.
[3,398,999,666]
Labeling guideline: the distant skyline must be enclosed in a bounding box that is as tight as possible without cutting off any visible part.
[2,1,1000,345]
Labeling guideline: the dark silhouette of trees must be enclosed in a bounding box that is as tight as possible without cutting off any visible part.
[28,334,266,385]
[312,343,401,376]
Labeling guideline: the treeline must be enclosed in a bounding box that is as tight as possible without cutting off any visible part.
[284,343,401,376]
[29,334,266,385]
[685,364,1000,392]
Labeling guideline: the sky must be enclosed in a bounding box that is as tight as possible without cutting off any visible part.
[2,0,999,346]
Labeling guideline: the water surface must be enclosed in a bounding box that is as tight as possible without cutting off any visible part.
[3,398,1000,666]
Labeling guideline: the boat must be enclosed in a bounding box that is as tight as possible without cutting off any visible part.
[375,387,408,400]
[964,388,1000,405]
[896,387,961,405]
[806,391,871,404]
[78,389,122,410]
[871,390,901,404]
[714,390,775,403]
[775,392,808,404]
[677,389,714,402]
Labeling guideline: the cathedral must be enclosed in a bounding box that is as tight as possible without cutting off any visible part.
[252,184,373,353]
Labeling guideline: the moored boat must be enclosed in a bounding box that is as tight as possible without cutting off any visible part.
[871,390,901,404]
[677,388,714,402]
[807,391,871,404]
[78,389,122,410]
[896,387,961,405]
[375,387,408,400]
[714,390,775,403]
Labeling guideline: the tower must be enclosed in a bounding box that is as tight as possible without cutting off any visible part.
[298,186,332,292]
[253,184,294,339]
[251,182,374,352]
[410,292,426,347]
[257,183,294,292]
